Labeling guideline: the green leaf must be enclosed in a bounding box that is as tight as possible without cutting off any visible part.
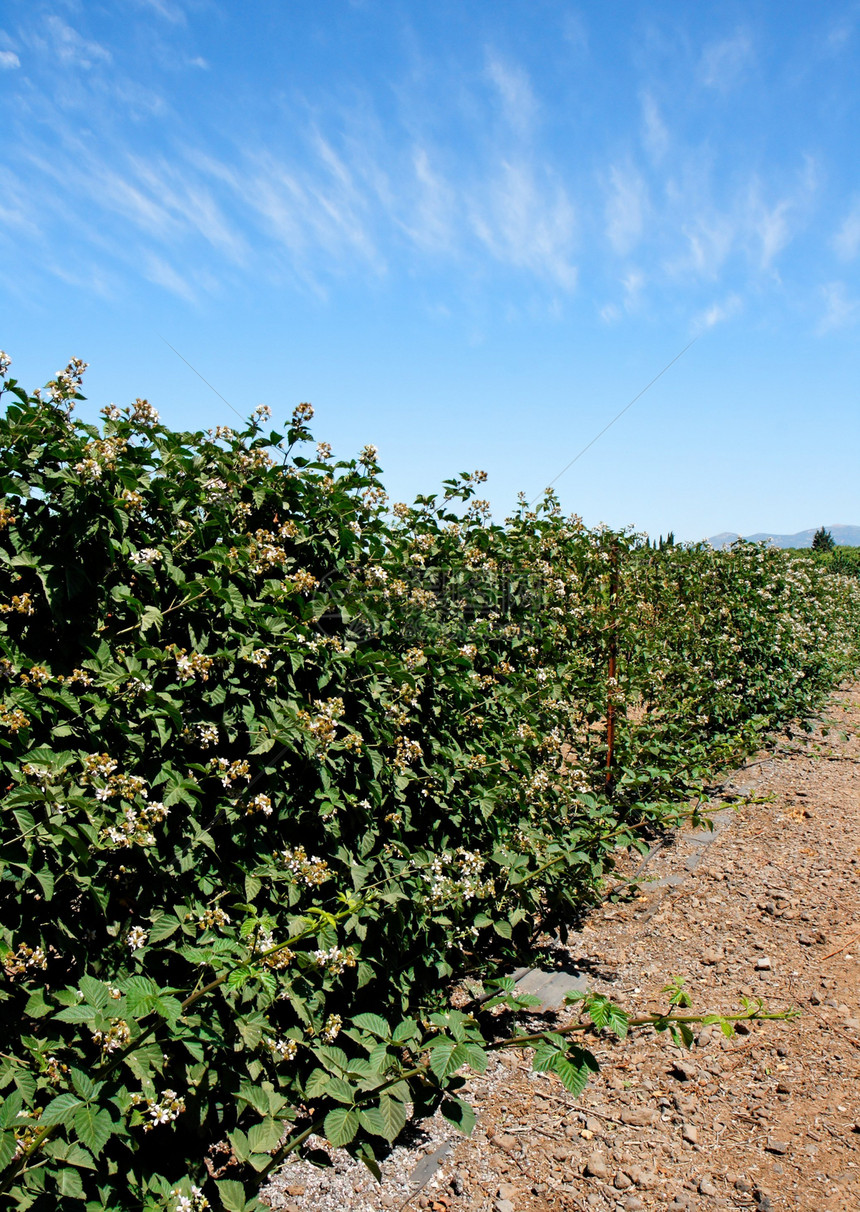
[0,1131,16,1169]
[426,1040,469,1081]
[352,1013,390,1039]
[40,1093,84,1126]
[55,1005,98,1024]
[35,866,55,901]
[324,1107,359,1148]
[70,1068,102,1102]
[375,1094,407,1142]
[79,976,110,1011]
[325,1077,357,1105]
[440,1096,476,1136]
[216,1179,249,1211]
[24,988,52,1019]
[73,1105,114,1156]
[148,913,180,943]
[304,1069,331,1098]
[248,1117,282,1154]
[57,1166,86,1200]
[0,1090,23,1129]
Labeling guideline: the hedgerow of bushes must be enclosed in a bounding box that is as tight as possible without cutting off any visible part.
[1,355,858,1211]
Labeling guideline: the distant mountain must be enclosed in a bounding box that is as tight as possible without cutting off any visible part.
[707,525,860,549]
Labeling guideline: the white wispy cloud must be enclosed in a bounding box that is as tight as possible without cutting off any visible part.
[693,293,742,331]
[700,30,754,90]
[470,159,577,289]
[817,281,860,332]
[833,198,860,259]
[0,49,20,69]
[605,165,648,255]
[132,0,187,23]
[484,53,538,136]
[640,92,668,163]
[41,15,112,69]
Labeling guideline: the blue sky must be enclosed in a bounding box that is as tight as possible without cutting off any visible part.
[2,0,859,540]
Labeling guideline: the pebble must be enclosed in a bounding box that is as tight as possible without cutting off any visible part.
[619,1107,659,1127]
[614,1171,633,1190]
[682,1125,699,1144]
[754,956,772,971]
[765,1137,790,1155]
[585,1153,609,1179]
[496,1183,517,1201]
[495,1202,514,1212]
[624,1199,645,1211]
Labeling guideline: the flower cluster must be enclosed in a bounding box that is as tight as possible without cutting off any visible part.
[173,648,215,682]
[284,568,319,593]
[126,926,148,951]
[394,736,423,770]
[133,1089,186,1130]
[91,1020,132,1053]
[0,704,30,732]
[275,844,330,886]
[47,356,88,403]
[0,506,17,529]
[319,1013,343,1042]
[172,1187,210,1212]
[427,849,494,905]
[19,664,50,686]
[292,401,314,425]
[74,435,128,479]
[243,647,271,667]
[311,946,358,975]
[209,757,251,788]
[4,942,48,979]
[246,793,273,816]
[130,398,160,425]
[255,929,293,970]
[265,1035,298,1061]
[198,906,231,931]
[296,697,345,753]
[130,548,161,565]
[0,593,35,616]
[101,800,168,848]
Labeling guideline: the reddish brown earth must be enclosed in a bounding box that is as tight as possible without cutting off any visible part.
[265,684,860,1212]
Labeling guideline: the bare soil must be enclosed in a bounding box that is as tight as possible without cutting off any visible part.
[264,684,860,1212]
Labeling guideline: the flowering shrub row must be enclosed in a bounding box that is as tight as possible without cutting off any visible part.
[0,355,858,1211]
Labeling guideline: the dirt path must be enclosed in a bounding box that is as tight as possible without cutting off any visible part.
[264,685,860,1212]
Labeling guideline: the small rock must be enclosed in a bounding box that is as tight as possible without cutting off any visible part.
[636,1171,659,1190]
[671,1060,698,1082]
[735,1176,753,1192]
[776,1081,791,1094]
[495,1201,514,1212]
[624,1198,645,1211]
[450,1175,465,1196]
[585,1153,609,1179]
[496,1183,517,1202]
[699,1176,718,1196]
[490,1133,518,1154]
[765,1138,790,1155]
[682,1125,699,1144]
[284,1189,305,1199]
[701,949,721,965]
[754,957,772,971]
[614,1171,633,1190]
[620,1107,660,1127]
[843,1017,860,1032]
